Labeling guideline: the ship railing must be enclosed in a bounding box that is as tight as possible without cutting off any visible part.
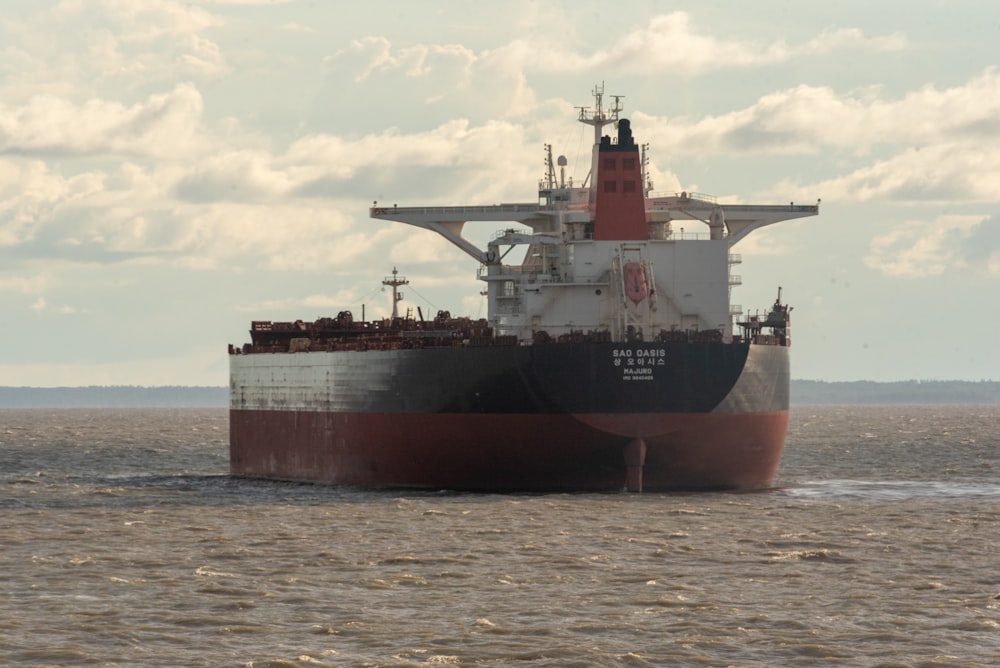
[648,191,719,204]
[490,227,541,241]
[230,334,523,354]
[478,264,545,279]
[667,230,709,240]
[252,320,309,332]
[731,203,820,214]
[646,193,820,216]
[376,203,553,218]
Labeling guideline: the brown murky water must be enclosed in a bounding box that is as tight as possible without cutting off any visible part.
[1,406,998,667]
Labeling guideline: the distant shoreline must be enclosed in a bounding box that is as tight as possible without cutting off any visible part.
[790,380,999,405]
[1,380,998,408]
[0,386,229,409]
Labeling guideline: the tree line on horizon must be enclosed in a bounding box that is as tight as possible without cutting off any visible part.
[0,380,998,408]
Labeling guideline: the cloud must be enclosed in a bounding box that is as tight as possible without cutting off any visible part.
[28,295,77,315]
[0,84,205,158]
[638,68,1000,206]
[3,59,995,287]
[318,13,905,124]
[0,159,110,250]
[794,142,1000,204]
[0,93,536,276]
[579,14,898,74]
[98,0,220,38]
[201,0,293,5]
[800,27,905,54]
[175,149,293,202]
[0,7,987,295]
[0,273,49,294]
[334,37,477,83]
[284,118,533,202]
[864,214,997,278]
[281,22,315,34]
[653,68,1000,156]
[0,0,226,98]
[332,12,905,84]
[958,214,1000,277]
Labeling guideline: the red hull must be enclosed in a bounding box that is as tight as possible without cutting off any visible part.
[229,409,788,492]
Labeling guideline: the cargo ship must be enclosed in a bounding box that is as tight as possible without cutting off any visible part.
[229,85,819,492]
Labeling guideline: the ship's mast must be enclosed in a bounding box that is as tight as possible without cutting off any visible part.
[542,143,569,190]
[383,267,409,320]
[544,143,556,189]
[577,82,623,146]
[641,142,653,196]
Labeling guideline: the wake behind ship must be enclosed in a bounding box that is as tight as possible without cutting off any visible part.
[229,86,819,492]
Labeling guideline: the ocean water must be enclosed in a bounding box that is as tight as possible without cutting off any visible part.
[1,405,998,667]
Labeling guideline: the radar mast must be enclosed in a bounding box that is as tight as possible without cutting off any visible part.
[577,81,623,145]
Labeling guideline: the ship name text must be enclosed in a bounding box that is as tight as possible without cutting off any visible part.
[612,348,666,381]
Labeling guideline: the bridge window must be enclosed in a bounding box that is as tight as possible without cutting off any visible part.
[623,158,636,170]
[603,158,616,170]
[623,180,636,193]
[604,180,617,193]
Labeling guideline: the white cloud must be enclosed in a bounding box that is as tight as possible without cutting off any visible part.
[282,118,533,203]
[774,137,1000,205]
[0,160,108,248]
[44,302,76,315]
[0,84,205,158]
[100,0,220,38]
[634,68,1000,206]
[199,0,293,5]
[26,293,76,315]
[281,22,315,34]
[3,60,995,285]
[0,107,532,274]
[584,13,786,73]
[334,12,906,84]
[0,274,49,294]
[0,0,227,99]
[801,27,905,54]
[332,36,477,85]
[176,149,294,201]
[864,214,993,278]
[729,230,798,258]
[652,68,1000,157]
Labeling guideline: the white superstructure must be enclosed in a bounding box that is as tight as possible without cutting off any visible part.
[371,85,818,344]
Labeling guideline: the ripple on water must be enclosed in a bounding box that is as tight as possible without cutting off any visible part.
[1,406,998,666]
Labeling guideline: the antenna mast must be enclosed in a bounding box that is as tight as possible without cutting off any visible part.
[577,81,623,145]
[383,267,409,320]
[544,143,556,189]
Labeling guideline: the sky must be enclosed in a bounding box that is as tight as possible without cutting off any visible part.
[1,0,998,387]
